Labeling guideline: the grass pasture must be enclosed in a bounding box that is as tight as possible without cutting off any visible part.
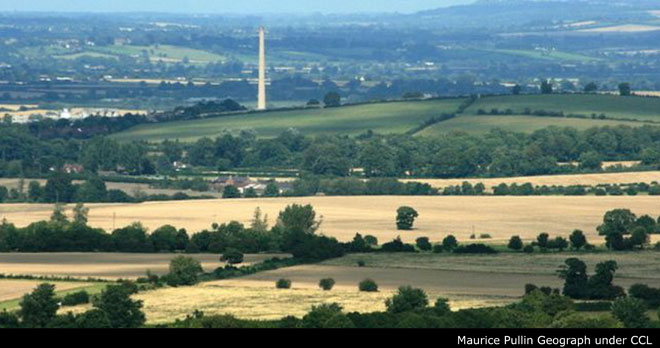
[416,114,652,136]
[465,94,660,122]
[1,195,658,244]
[110,98,466,142]
[110,94,660,141]
[90,45,226,64]
[487,49,599,62]
[0,253,287,280]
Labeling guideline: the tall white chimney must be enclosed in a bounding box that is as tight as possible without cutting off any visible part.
[257,26,267,110]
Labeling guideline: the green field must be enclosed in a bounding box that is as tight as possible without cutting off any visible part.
[91,45,226,64]
[487,49,600,62]
[417,115,656,136]
[112,94,660,142]
[111,99,465,142]
[465,94,660,121]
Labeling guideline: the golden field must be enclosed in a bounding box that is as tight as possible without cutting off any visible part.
[0,253,286,280]
[1,196,659,243]
[87,250,660,323]
[402,171,660,190]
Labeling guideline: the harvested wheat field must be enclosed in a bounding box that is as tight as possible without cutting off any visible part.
[212,265,557,303]
[0,253,286,279]
[402,171,660,190]
[127,286,394,323]
[323,252,660,281]
[0,279,93,302]
[1,196,659,244]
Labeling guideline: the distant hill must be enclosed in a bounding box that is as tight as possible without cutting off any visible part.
[413,0,658,30]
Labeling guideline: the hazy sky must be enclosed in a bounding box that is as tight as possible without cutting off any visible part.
[0,0,476,14]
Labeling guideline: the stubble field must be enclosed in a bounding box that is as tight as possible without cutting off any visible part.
[96,251,660,323]
[1,196,658,244]
[402,171,660,190]
[0,253,286,279]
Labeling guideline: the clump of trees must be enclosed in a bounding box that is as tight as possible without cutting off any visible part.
[164,256,204,286]
[597,209,652,250]
[5,281,144,328]
[396,206,418,230]
[220,248,244,264]
[557,258,624,300]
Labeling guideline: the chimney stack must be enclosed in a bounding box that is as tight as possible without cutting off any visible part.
[257,26,267,110]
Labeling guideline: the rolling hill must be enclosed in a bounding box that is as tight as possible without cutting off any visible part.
[112,94,660,142]
[111,98,465,142]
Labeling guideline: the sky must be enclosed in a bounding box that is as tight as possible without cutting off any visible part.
[0,0,476,14]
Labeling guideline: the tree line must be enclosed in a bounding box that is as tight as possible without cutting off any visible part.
[4,123,660,180]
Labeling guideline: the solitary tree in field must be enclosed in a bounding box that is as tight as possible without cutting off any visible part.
[618,82,632,96]
[396,206,418,230]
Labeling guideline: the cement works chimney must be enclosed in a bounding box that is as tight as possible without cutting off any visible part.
[257,26,267,110]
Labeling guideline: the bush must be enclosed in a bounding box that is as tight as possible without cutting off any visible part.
[165,256,203,286]
[302,303,343,328]
[415,237,432,251]
[453,244,498,254]
[380,237,416,253]
[359,279,378,292]
[508,236,523,251]
[385,286,429,313]
[523,245,535,253]
[629,283,660,308]
[276,278,292,289]
[479,234,492,239]
[357,260,366,267]
[319,278,336,291]
[220,248,244,265]
[432,244,444,253]
[611,297,650,328]
[61,290,90,306]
